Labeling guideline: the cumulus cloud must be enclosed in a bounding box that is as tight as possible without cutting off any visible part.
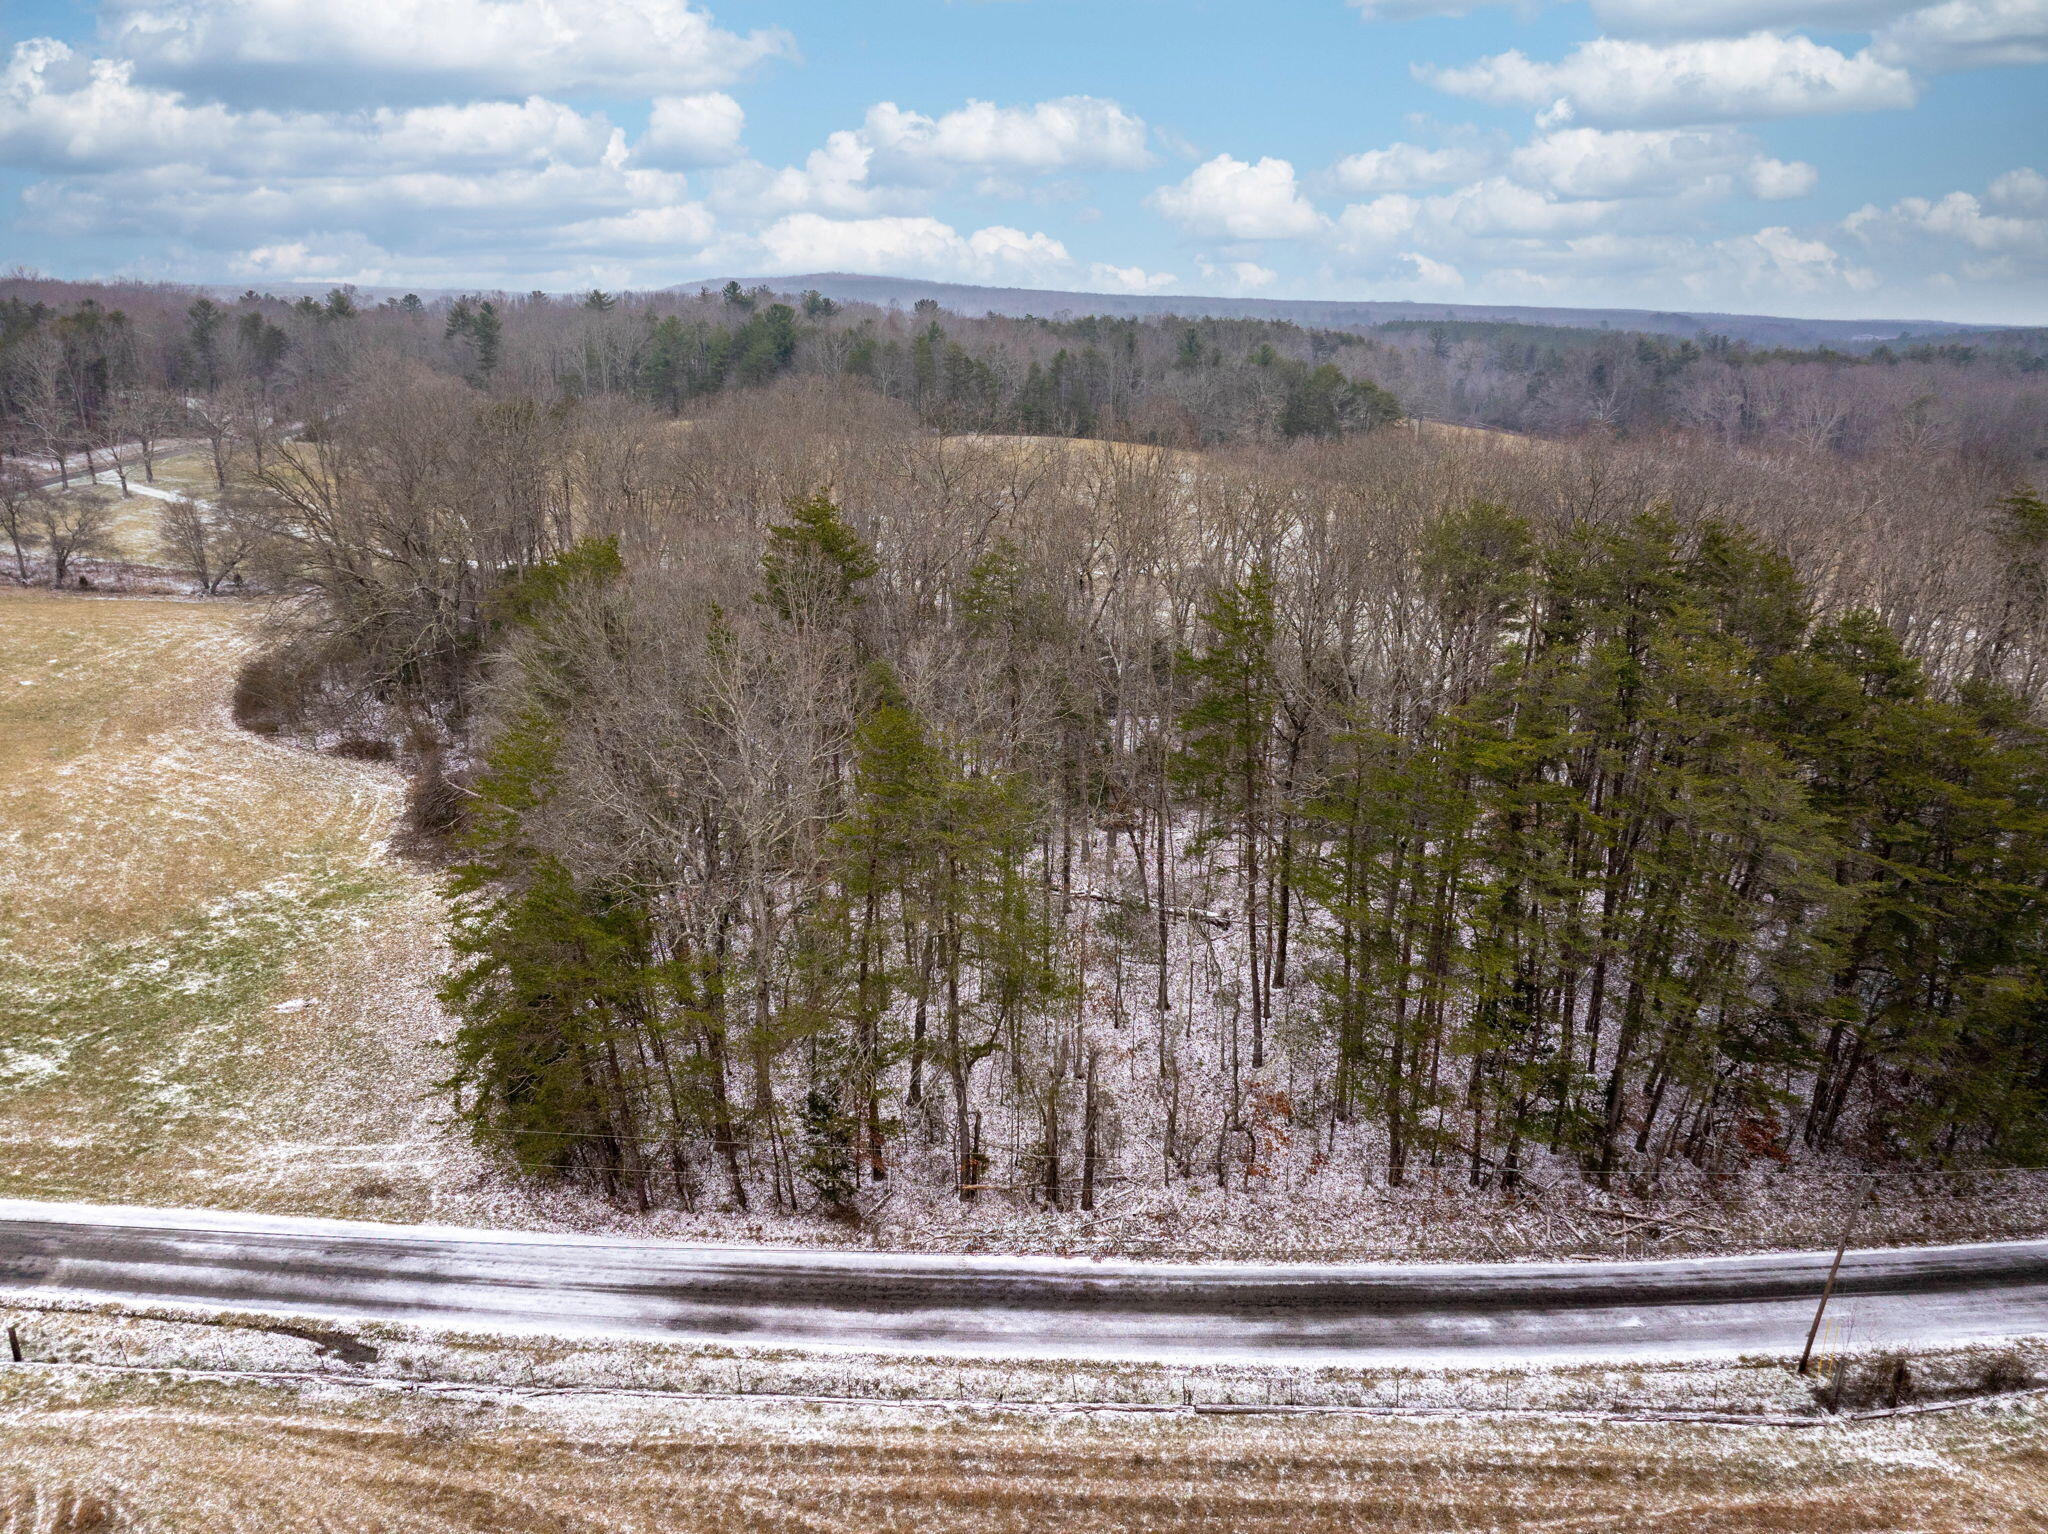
[1334,195,1422,248]
[1844,180,2048,263]
[232,232,397,281]
[1329,181,1623,281]
[711,95,1152,219]
[1422,33,1918,126]
[1873,0,2048,71]
[638,93,745,168]
[558,202,719,248]
[1747,157,1820,199]
[0,41,616,176]
[1088,261,1177,292]
[1507,126,1814,200]
[717,130,897,217]
[1195,258,1278,291]
[1,39,240,172]
[1319,161,1887,308]
[1426,178,1625,236]
[1706,225,1877,294]
[1400,252,1466,290]
[1990,167,2048,214]
[1587,0,1923,34]
[26,159,693,245]
[863,97,1153,173]
[754,213,1072,282]
[1330,140,1496,193]
[99,0,793,105]
[1148,155,1325,239]
[1,36,1133,293]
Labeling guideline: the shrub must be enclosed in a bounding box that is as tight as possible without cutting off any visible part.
[331,736,397,762]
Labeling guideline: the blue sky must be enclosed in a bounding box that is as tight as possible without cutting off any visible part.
[2,0,2044,321]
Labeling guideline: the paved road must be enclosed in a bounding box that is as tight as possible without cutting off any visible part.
[1,1200,2043,1365]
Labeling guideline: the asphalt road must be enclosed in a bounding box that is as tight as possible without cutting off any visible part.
[2,1200,2044,1365]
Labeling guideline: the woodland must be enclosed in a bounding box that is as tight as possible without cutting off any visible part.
[5,275,2048,1220]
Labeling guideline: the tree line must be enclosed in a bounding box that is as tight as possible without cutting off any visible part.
[199,367,2048,1218]
[5,274,2044,536]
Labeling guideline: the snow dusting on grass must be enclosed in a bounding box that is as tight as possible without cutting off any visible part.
[0,1351,2042,1532]
[3,584,2047,1267]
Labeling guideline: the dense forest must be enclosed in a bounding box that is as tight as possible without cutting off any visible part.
[6,275,2048,1220]
[4,273,2046,466]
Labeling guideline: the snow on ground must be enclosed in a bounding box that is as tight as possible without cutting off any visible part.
[4,580,2048,1272]
[0,1348,2044,1532]
[0,588,488,1225]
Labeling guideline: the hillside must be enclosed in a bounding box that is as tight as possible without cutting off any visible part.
[673,272,1991,348]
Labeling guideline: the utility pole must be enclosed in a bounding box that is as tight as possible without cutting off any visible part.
[1800,1183,1878,1377]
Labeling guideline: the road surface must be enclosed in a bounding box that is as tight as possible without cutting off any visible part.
[1,1200,2043,1365]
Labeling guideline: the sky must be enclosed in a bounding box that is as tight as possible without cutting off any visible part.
[0,0,2044,322]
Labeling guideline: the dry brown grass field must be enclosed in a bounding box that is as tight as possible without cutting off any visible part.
[0,1369,2044,1534]
[0,586,470,1220]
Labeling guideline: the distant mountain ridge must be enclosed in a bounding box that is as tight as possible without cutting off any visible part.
[674,271,1990,348]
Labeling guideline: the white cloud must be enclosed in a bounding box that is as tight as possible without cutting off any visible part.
[1436,178,1625,235]
[1331,180,1620,267]
[1,40,238,172]
[863,97,1153,173]
[1088,261,1177,293]
[1814,172,2047,301]
[1326,171,1823,300]
[1508,126,1814,201]
[1355,0,2026,63]
[1195,258,1278,291]
[754,214,1072,282]
[1747,156,1819,199]
[1400,252,1466,290]
[1148,155,1325,239]
[1845,185,2048,259]
[638,93,744,168]
[725,130,896,217]
[712,95,1152,220]
[1334,195,1421,248]
[100,0,793,104]
[0,38,1139,294]
[1330,140,1495,193]
[370,99,617,169]
[232,233,396,281]
[1586,0,1923,35]
[1707,225,1877,294]
[27,159,693,244]
[1873,0,2048,71]
[1422,33,1917,127]
[0,41,616,175]
[1990,167,2048,214]
[559,202,718,247]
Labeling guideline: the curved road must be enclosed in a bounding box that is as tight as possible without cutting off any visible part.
[1,1200,2044,1365]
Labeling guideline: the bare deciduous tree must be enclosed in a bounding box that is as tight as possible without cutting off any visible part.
[31,492,112,585]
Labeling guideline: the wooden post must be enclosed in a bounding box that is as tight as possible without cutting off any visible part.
[1800,1184,1876,1377]
[1080,1048,1100,1213]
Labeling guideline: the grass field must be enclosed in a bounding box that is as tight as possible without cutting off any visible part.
[0,588,474,1221]
[0,1369,2044,1533]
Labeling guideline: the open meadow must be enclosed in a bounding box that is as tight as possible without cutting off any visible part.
[0,587,473,1221]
